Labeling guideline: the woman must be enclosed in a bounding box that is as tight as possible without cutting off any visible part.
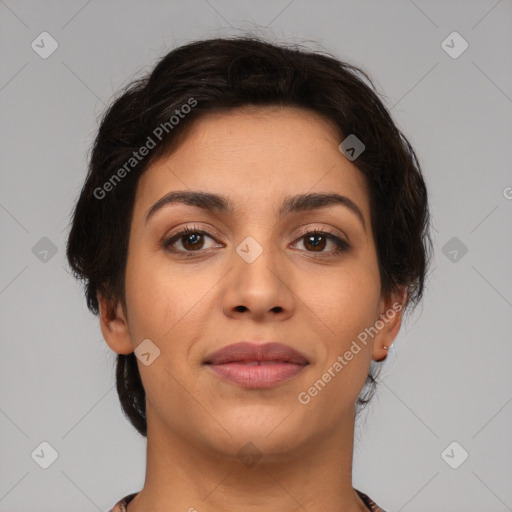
[66,36,432,512]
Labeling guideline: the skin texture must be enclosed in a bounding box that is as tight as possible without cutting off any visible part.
[98,106,406,512]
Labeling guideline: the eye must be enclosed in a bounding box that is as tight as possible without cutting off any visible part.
[161,226,350,258]
[293,229,350,256]
[161,226,221,256]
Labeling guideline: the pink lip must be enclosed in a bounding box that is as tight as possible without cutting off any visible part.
[203,342,309,389]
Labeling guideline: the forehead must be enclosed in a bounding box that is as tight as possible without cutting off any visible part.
[134,106,371,222]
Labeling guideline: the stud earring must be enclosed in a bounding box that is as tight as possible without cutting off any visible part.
[383,345,389,350]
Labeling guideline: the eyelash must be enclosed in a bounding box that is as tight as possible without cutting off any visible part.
[161,225,350,258]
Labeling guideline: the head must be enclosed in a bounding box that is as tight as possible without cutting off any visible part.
[66,36,432,449]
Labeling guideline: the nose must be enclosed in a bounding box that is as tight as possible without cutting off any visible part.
[221,236,296,322]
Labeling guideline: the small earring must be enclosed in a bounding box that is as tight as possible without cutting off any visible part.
[383,345,389,350]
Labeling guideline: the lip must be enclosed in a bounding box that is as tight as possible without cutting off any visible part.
[203,341,309,389]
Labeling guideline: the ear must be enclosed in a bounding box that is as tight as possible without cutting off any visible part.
[372,286,408,362]
[97,292,134,355]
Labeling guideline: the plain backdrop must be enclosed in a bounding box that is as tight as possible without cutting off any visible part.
[1,1,511,511]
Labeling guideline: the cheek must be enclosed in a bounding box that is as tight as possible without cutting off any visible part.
[297,260,381,336]
[294,260,380,400]
[123,247,173,347]
[122,252,205,396]
[123,247,216,350]
[297,272,378,411]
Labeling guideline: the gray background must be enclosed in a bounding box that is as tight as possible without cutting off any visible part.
[1,1,511,511]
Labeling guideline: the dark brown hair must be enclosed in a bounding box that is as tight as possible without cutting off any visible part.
[66,36,433,437]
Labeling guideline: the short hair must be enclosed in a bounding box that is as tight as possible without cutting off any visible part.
[66,36,433,437]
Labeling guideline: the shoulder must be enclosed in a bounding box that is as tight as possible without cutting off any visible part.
[355,488,389,512]
[108,490,387,512]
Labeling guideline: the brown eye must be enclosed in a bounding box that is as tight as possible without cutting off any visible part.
[303,233,328,252]
[294,229,350,256]
[180,232,205,251]
[162,226,220,255]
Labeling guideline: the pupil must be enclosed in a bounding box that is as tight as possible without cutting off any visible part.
[184,233,202,249]
[307,235,325,251]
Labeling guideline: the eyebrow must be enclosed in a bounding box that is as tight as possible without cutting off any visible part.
[145,190,366,231]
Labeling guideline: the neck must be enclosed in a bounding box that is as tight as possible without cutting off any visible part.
[127,405,368,512]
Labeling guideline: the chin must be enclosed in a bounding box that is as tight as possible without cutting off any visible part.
[212,410,306,451]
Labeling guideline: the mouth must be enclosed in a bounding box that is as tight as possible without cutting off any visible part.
[203,341,309,389]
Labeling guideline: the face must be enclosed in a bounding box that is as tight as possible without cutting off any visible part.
[100,106,403,457]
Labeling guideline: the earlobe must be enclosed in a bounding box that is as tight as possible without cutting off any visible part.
[372,287,408,362]
[97,292,134,355]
